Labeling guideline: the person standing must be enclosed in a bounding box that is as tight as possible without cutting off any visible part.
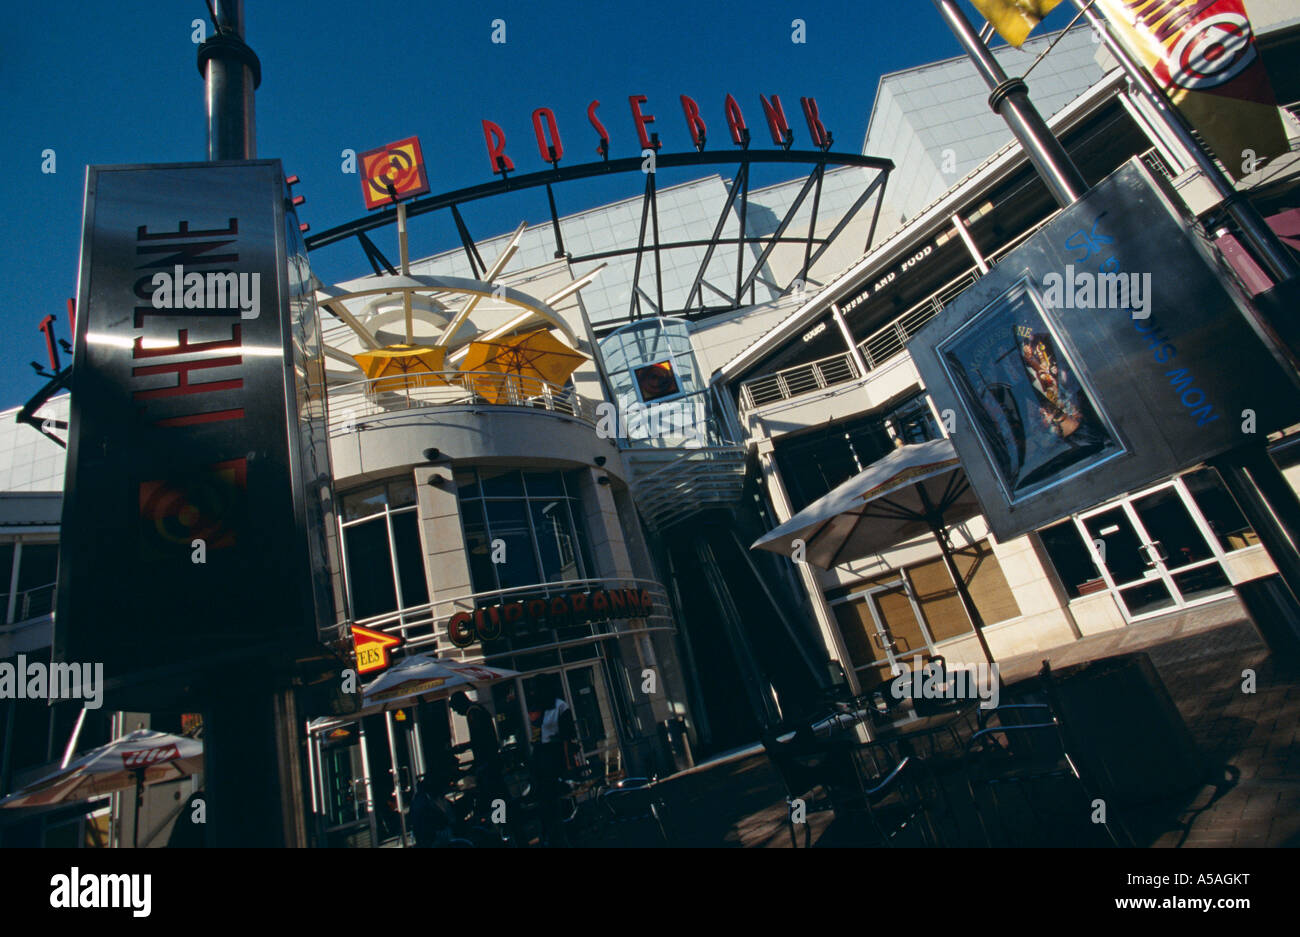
[532,677,579,846]
[450,691,508,820]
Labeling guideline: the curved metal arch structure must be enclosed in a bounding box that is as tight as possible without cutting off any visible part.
[306,149,894,328]
[315,274,580,350]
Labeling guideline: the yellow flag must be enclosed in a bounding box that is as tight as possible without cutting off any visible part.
[1095,0,1288,179]
[971,0,1064,47]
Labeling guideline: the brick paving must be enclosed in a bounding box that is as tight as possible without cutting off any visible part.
[650,598,1300,848]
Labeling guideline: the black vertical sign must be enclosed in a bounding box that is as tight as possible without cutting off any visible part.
[56,161,342,708]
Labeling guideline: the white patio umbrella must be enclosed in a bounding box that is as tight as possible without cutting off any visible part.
[361,654,520,715]
[359,653,519,848]
[751,438,995,663]
[0,729,203,846]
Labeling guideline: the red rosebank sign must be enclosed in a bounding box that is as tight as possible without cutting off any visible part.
[481,92,832,174]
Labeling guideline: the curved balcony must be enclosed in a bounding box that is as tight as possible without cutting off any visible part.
[327,371,596,437]
[330,577,675,662]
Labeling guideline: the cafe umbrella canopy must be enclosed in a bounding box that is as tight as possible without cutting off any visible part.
[359,653,520,715]
[0,729,203,847]
[458,328,587,404]
[351,343,448,392]
[353,652,519,848]
[750,438,995,664]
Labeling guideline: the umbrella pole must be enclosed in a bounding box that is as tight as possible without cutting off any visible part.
[133,770,143,848]
[916,483,995,665]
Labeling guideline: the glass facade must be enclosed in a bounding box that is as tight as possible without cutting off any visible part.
[339,478,429,621]
[772,393,941,513]
[454,467,596,595]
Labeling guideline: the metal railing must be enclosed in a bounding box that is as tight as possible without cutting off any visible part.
[5,583,56,624]
[741,350,862,409]
[737,206,1071,412]
[333,576,675,660]
[327,371,596,436]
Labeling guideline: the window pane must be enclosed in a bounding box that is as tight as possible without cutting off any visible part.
[1039,521,1103,599]
[343,519,398,619]
[14,544,58,620]
[454,469,480,499]
[484,500,539,590]
[532,501,582,582]
[460,500,498,595]
[522,471,563,498]
[566,499,596,580]
[342,485,387,522]
[390,511,429,608]
[387,478,417,509]
[479,468,524,498]
[1184,469,1258,552]
[0,543,13,617]
[16,544,58,590]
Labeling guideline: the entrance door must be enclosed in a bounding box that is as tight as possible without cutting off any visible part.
[522,663,619,777]
[1079,481,1233,622]
[317,726,378,847]
[831,578,934,692]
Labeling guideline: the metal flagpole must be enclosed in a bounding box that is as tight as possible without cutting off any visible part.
[197,0,313,846]
[933,0,1300,660]
[932,0,1089,209]
[1068,0,1300,285]
[397,201,414,343]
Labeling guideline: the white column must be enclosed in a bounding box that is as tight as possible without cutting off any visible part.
[755,423,862,696]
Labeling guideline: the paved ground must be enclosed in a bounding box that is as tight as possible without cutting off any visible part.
[647,598,1300,848]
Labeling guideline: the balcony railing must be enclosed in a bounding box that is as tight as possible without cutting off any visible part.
[327,371,596,436]
[740,350,862,410]
[4,583,56,624]
[737,207,1068,412]
[334,576,675,661]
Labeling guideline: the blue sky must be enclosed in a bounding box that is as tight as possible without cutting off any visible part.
[0,1,1078,409]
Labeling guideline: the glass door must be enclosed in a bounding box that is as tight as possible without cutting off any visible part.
[830,577,934,692]
[318,726,376,845]
[1129,484,1233,605]
[1079,481,1233,622]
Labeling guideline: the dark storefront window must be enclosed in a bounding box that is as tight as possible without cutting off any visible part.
[454,468,596,594]
[340,479,429,621]
[0,541,58,624]
[772,415,893,513]
[1039,520,1103,599]
[1183,468,1259,552]
[886,393,941,445]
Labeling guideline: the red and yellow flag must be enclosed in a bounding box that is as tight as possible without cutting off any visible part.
[971,0,1064,47]
[359,136,431,210]
[1095,0,1287,178]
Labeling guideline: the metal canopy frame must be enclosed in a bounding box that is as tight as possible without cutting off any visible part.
[306,149,893,329]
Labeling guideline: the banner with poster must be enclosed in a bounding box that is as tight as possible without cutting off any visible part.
[908,158,1300,540]
[1094,0,1288,178]
[939,280,1123,503]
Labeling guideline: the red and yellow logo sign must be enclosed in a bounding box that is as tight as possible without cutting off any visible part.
[138,457,247,556]
[360,136,430,209]
[351,625,403,674]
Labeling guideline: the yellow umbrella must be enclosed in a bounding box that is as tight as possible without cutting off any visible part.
[458,329,587,404]
[351,344,447,393]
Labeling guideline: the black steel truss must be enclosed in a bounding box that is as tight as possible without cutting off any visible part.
[307,149,892,325]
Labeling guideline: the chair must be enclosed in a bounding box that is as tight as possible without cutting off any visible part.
[594,777,672,846]
[963,703,1120,847]
[760,730,837,847]
[840,751,940,848]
